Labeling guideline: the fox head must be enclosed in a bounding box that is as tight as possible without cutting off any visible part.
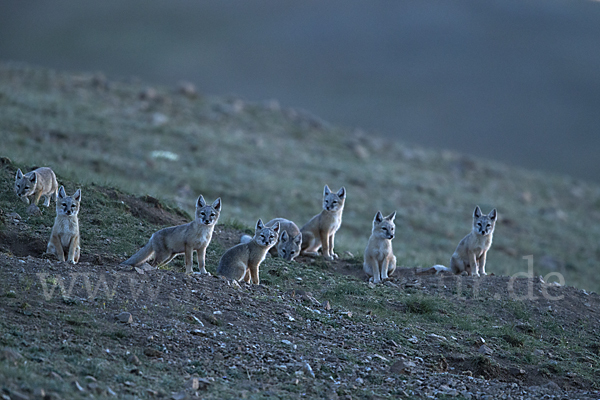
[472,206,497,236]
[322,185,346,212]
[277,230,302,261]
[195,195,221,226]
[372,211,396,240]
[56,186,81,217]
[254,219,280,248]
[15,168,37,198]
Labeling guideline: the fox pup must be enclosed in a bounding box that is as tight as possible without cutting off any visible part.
[364,211,397,284]
[46,186,81,263]
[450,206,497,277]
[218,219,280,284]
[241,218,302,261]
[301,185,346,261]
[15,167,58,207]
[122,195,221,274]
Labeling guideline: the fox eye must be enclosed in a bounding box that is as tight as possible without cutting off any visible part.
[290,250,295,255]
[477,222,482,227]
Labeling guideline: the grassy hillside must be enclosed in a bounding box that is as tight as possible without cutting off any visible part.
[1,61,600,293]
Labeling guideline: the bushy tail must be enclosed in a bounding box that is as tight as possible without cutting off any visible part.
[121,242,154,267]
[240,234,253,244]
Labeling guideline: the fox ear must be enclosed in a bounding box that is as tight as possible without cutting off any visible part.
[16,169,23,179]
[73,189,82,202]
[337,187,346,198]
[272,222,280,233]
[197,195,206,208]
[323,185,331,196]
[280,230,289,242]
[212,197,221,211]
[58,186,66,199]
[256,219,264,230]
[374,211,383,223]
[473,206,482,218]
[29,172,37,183]
[294,233,302,245]
[489,208,497,221]
[387,211,396,222]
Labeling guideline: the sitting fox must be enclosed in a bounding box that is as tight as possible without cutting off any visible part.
[364,211,397,284]
[450,206,497,276]
[301,185,346,261]
[218,219,280,285]
[241,218,302,261]
[122,195,221,274]
[46,186,81,263]
[15,167,58,207]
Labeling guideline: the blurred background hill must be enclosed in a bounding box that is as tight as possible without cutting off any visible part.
[1,0,599,182]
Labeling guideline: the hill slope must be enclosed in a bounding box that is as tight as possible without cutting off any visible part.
[0,163,599,399]
[1,62,600,293]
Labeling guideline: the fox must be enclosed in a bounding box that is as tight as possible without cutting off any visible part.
[217,219,280,284]
[450,206,498,276]
[46,186,81,263]
[240,218,302,261]
[364,211,397,284]
[122,195,221,274]
[300,185,346,261]
[15,167,58,207]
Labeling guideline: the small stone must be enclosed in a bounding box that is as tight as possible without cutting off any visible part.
[117,312,133,323]
[140,87,158,100]
[144,348,164,358]
[27,204,42,216]
[390,360,411,375]
[171,391,187,400]
[107,387,117,396]
[302,362,315,378]
[127,354,141,365]
[178,81,197,98]
[321,300,331,310]
[478,345,493,355]
[355,377,364,385]
[73,381,85,392]
[534,349,544,357]
[408,336,419,344]
[186,378,200,390]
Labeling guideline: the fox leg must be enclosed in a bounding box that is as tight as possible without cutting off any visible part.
[301,232,320,257]
[195,246,208,274]
[74,246,81,263]
[469,253,479,277]
[363,255,377,283]
[478,252,488,276]
[154,248,176,266]
[450,255,464,275]
[67,236,80,264]
[328,233,338,259]
[386,255,397,278]
[249,263,260,285]
[320,231,332,261]
[243,268,251,283]
[47,235,65,262]
[32,191,42,206]
[184,245,194,273]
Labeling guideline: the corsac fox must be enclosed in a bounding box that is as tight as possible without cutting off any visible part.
[301,185,346,261]
[46,186,81,263]
[15,167,58,207]
[450,206,497,276]
[241,218,302,261]
[218,219,280,284]
[122,195,221,274]
[363,211,397,283]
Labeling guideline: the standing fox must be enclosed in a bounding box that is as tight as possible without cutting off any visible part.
[301,185,346,261]
[122,195,221,274]
[46,186,81,263]
[364,211,397,284]
[15,167,58,207]
[450,206,497,276]
[218,219,280,284]
[241,218,302,261]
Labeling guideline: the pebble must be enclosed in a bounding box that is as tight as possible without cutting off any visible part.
[116,312,133,323]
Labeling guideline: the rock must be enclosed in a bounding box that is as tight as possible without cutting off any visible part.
[143,348,164,358]
[73,381,85,392]
[26,204,42,216]
[116,312,133,323]
[186,378,200,390]
[355,377,364,385]
[7,391,29,400]
[478,345,493,355]
[171,392,187,400]
[139,87,158,100]
[428,333,447,341]
[127,354,141,365]
[178,81,198,98]
[534,349,544,357]
[321,300,331,310]
[302,362,315,378]
[543,381,562,392]
[390,360,411,374]
[107,387,117,396]
[408,336,419,344]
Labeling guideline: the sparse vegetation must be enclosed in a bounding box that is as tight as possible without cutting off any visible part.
[1,63,600,399]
